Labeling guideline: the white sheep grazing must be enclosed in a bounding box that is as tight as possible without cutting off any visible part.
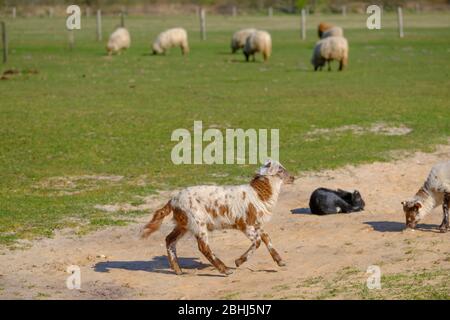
[402,161,450,232]
[106,27,131,56]
[321,26,344,39]
[311,36,348,71]
[243,30,272,62]
[231,28,256,53]
[152,28,189,55]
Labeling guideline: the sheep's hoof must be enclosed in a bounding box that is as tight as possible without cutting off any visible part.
[277,260,286,267]
[235,258,245,267]
[222,267,234,275]
[439,227,448,233]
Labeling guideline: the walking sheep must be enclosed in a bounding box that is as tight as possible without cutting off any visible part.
[243,30,272,62]
[141,160,294,275]
[321,26,344,39]
[152,28,189,55]
[231,28,256,53]
[318,22,334,38]
[106,27,131,56]
[402,161,450,232]
[311,36,348,71]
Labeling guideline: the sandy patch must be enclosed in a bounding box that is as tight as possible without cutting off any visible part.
[305,122,412,141]
[0,144,449,299]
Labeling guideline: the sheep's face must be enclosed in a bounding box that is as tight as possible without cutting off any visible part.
[257,160,294,184]
[152,43,162,55]
[401,200,422,229]
[352,190,365,210]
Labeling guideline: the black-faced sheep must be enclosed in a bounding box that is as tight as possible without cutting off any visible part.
[243,30,272,62]
[231,28,256,53]
[309,188,365,215]
[152,28,189,55]
[402,161,450,232]
[311,36,348,71]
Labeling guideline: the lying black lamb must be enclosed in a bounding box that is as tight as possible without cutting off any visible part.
[309,188,365,215]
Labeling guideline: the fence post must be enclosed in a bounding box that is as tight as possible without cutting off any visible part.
[48,7,54,18]
[96,10,102,41]
[397,7,404,38]
[342,5,347,17]
[68,30,74,50]
[1,21,7,64]
[268,7,273,17]
[120,10,125,27]
[232,6,237,17]
[12,7,16,19]
[301,9,306,40]
[200,8,206,40]
[86,7,91,18]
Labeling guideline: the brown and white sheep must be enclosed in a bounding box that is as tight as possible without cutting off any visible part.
[141,160,294,275]
[402,161,450,232]
[243,30,272,62]
[311,36,349,71]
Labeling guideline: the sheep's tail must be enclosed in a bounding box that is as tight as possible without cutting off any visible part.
[141,201,173,239]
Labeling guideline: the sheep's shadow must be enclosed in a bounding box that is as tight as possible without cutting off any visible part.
[290,208,312,215]
[364,221,439,233]
[94,256,210,275]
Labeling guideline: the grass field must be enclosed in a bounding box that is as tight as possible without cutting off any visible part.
[0,12,449,244]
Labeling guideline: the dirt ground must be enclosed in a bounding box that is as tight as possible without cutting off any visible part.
[1,145,449,299]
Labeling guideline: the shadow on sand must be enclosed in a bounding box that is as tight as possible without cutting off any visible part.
[364,221,439,233]
[94,256,210,275]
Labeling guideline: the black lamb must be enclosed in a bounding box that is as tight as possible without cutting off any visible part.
[309,188,365,215]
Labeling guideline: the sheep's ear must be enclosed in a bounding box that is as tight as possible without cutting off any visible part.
[401,201,407,206]
[258,159,278,175]
[413,202,422,210]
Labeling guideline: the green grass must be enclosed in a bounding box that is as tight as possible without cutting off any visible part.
[1,13,450,243]
[263,266,450,299]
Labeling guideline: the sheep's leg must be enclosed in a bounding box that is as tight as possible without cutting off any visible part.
[327,60,331,71]
[260,232,285,267]
[165,226,187,275]
[196,233,233,275]
[235,227,261,267]
[439,193,449,233]
[339,60,344,71]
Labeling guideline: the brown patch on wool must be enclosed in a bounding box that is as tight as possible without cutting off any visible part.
[218,205,229,217]
[173,207,188,227]
[250,176,272,202]
[206,206,218,218]
[141,201,173,239]
[235,217,247,231]
[246,203,257,226]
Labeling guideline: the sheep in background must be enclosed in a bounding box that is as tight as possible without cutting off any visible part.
[231,28,256,53]
[402,161,450,232]
[152,28,189,55]
[106,27,131,55]
[311,36,348,71]
[318,22,334,38]
[321,26,344,39]
[243,30,272,62]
